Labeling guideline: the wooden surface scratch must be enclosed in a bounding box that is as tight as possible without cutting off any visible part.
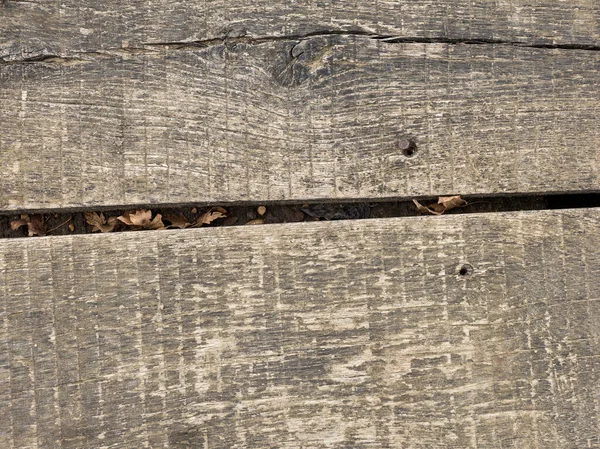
[0,209,599,448]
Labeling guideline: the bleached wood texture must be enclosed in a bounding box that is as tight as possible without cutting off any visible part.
[1,209,599,448]
[2,0,600,61]
[1,37,599,210]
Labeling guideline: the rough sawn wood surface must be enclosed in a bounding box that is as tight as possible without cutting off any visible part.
[1,37,599,210]
[1,208,599,448]
[2,0,600,60]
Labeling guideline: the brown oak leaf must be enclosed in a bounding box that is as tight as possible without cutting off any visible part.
[194,207,227,227]
[118,209,165,230]
[413,195,467,215]
[164,213,191,229]
[85,212,118,233]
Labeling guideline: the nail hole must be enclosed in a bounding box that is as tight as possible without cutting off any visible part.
[398,139,416,157]
[459,264,473,276]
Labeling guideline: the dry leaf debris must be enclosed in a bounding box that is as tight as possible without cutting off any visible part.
[85,212,119,233]
[193,207,227,227]
[10,214,47,236]
[118,209,165,230]
[8,206,233,238]
[413,196,467,215]
[164,213,192,229]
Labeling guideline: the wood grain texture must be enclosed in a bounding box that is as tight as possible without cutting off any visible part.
[2,0,600,61]
[1,37,599,210]
[1,208,599,448]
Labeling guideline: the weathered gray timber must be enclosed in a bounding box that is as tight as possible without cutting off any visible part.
[1,38,599,210]
[1,208,599,448]
[2,0,600,61]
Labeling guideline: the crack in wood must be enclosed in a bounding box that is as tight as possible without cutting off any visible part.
[0,54,82,65]
[3,30,600,65]
[142,30,600,51]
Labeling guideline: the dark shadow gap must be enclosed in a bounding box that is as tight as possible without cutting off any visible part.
[1,193,599,239]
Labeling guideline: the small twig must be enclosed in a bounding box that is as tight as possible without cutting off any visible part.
[463,201,490,207]
[47,216,72,234]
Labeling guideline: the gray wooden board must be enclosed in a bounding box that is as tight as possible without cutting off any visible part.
[1,208,599,448]
[2,0,600,61]
[1,38,599,210]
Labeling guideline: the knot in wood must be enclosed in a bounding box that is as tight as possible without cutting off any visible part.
[273,37,333,87]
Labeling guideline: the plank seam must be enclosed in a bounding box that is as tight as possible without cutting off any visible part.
[1,193,599,239]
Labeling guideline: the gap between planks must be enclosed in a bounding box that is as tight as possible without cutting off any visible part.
[1,193,599,239]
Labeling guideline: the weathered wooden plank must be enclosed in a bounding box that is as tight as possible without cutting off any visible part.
[2,0,600,61]
[1,38,599,210]
[1,208,599,448]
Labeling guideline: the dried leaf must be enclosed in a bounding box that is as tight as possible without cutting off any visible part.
[164,213,191,229]
[116,212,135,226]
[10,214,46,236]
[27,215,47,237]
[438,195,467,212]
[194,207,227,227]
[413,200,441,215]
[10,215,29,231]
[257,206,267,216]
[85,212,118,233]
[68,223,75,232]
[245,218,264,225]
[223,216,239,226]
[146,214,165,230]
[118,209,165,230]
[428,203,447,214]
[414,196,467,215]
[118,209,151,227]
